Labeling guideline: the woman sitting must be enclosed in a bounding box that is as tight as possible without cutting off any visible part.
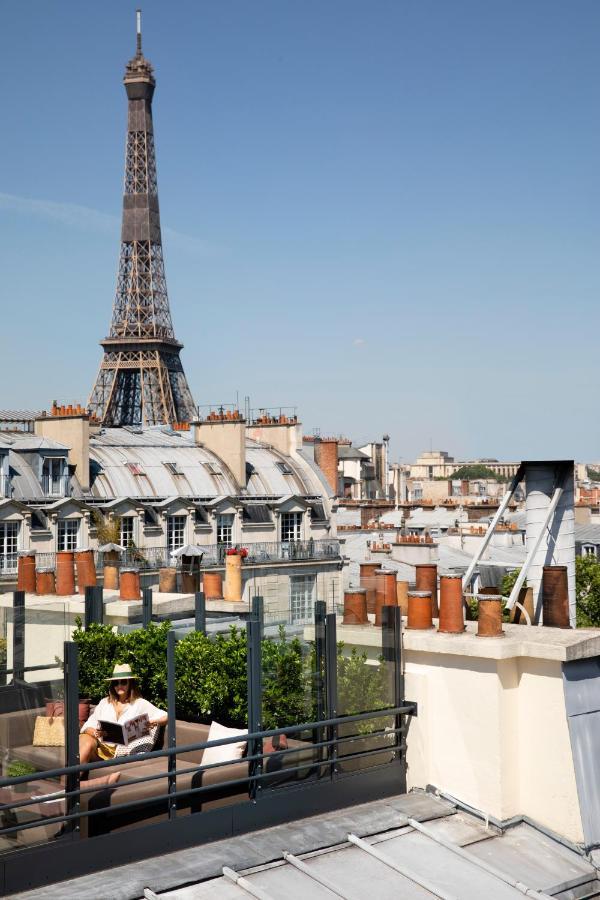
[79,663,168,785]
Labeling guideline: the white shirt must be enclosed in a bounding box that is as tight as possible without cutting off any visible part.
[81,696,167,746]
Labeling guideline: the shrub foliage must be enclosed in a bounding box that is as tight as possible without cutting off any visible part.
[72,620,390,731]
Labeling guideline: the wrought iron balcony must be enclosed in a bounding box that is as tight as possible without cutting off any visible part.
[97,539,341,572]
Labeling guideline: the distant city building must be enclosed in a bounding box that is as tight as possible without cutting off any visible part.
[0,407,342,618]
[409,450,520,481]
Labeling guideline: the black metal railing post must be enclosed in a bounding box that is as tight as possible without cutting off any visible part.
[313,600,326,769]
[166,629,177,819]
[251,595,264,639]
[64,640,80,837]
[12,591,25,682]
[94,585,104,624]
[382,604,403,765]
[194,591,206,633]
[84,586,95,629]
[325,612,338,780]
[142,588,152,628]
[246,617,262,800]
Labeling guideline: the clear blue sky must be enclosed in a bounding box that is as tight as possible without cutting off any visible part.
[1,1,599,463]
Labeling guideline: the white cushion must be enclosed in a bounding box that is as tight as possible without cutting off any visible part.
[201,720,247,767]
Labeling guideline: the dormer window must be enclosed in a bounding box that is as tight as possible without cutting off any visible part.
[281,511,302,543]
[126,462,145,476]
[164,462,182,476]
[42,457,67,497]
[275,462,293,475]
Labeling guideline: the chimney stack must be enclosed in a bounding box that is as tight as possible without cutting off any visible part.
[314,437,339,496]
[34,404,90,491]
[247,412,302,457]
[192,409,246,489]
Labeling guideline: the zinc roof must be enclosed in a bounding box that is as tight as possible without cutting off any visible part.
[23,791,598,900]
[89,429,324,500]
[575,524,600,545]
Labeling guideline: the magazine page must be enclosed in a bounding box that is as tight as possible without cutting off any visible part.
[123,713,150,745]
[98,720,126,745]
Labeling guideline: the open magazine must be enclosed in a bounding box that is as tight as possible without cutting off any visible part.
[98,713,150,746]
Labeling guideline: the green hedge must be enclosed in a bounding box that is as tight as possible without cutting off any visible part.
[72,619,390,731]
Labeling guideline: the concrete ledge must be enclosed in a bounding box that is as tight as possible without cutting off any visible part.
[0,591,251,624]
[336,619,600,662]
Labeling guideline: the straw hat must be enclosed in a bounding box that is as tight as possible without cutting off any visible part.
[106,663,137,682]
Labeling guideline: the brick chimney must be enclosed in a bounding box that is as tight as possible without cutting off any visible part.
[192,410,246,489]
[314,437,339,496]
[35,403,90,491]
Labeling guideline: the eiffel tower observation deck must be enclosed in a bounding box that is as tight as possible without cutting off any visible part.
[88,10,196,427]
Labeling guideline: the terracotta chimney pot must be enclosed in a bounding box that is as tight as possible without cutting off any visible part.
[438,574,465,633]
[343,589,369,625]
[407,590,434,630]
[120,568,141,601]
[55,551,75,596]
[203,571,223,600]
[415,563,438,616]
[35,567,56,595]
[477,594,504,637]
[75,548,97,592]
[17,551,36,594]
[375,571,397,625]
[542,566,570,628]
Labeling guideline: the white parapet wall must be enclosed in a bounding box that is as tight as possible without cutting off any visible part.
[336,619,600,845]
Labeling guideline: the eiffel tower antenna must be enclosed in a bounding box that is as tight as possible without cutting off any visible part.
[88,10,196,427]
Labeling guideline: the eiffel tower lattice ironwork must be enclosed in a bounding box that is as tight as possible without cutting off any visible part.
[88,11,196,427]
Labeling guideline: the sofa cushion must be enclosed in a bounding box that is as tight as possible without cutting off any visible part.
[201,721,247,767]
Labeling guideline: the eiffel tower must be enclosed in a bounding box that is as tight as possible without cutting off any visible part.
[88,11,196,427]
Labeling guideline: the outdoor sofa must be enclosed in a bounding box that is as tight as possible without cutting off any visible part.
[0,707,316,838]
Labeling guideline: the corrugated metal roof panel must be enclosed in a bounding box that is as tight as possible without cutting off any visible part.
[292,844,434,898]
[467,823,596,893]
[376,830,522,898]
[575,524,600,545]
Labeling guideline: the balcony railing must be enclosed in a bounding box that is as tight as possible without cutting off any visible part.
[98,539,341,571]
[0,603,414,895]
[0,540,342,579]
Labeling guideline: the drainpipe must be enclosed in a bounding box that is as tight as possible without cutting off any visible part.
[461,464,525,591]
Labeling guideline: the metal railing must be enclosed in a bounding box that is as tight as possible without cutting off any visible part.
[0,600,413,893]
[0,540,342,580]
[243,539,340,565]
[97,539,341,571]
